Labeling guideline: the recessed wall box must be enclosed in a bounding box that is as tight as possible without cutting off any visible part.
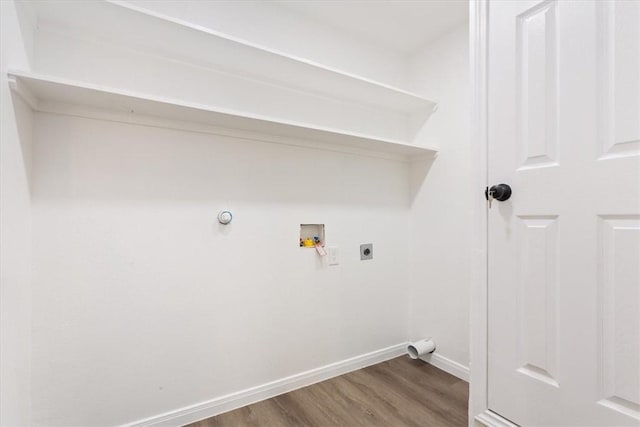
[300,224,325,247]
[360,243,373,260]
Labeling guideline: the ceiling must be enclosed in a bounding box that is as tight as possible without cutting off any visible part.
[273,0,469,54]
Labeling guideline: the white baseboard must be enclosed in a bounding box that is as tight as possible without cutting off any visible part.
[122,343,407,427]
[419,352,470,382]
[474,410,518,427]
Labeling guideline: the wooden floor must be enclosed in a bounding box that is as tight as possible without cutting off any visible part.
[189,356,469,427]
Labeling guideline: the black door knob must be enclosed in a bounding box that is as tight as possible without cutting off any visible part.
[485,184,512,202]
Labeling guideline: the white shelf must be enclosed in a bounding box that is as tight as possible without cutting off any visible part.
[8,71,438,160]
[31,0,437,115]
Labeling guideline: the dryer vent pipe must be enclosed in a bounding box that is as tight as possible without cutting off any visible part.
[407,338,436,359]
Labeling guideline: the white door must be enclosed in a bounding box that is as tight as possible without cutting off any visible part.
[488,0,640,425]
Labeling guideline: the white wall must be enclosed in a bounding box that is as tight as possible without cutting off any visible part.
[0,1,35,425]
[407,25,472,367]
[4,2,472,425]
[30,114,411,426]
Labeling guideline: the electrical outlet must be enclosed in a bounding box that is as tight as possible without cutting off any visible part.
[360,243,373,260]
[328,246,339,265]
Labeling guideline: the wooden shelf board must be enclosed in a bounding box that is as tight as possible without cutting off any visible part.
[31,0,437,115]
[8,71,438,161]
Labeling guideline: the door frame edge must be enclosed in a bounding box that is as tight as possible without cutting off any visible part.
[469,0,491,424]
[468,1,516,425]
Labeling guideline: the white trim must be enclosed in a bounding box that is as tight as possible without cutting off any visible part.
[469,0,490,426]
[419,352,470,382]
[474,410,519,427]
[121,343,407,427]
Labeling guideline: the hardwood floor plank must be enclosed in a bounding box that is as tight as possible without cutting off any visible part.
[371,358,468,412]
[346,365,459,426]
[273,386,346,425]
[318,375,400,426]
[187,356,469,427]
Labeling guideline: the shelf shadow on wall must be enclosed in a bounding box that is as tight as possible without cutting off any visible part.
[30,114,414,209]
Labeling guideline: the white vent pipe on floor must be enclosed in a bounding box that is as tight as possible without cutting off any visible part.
[407,338,436,359]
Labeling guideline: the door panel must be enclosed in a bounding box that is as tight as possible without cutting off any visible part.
[488,0,640,425]
[597,1,640,159]
[516,215,559,388]
[598,215,640,420]
[516,0,558,170]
